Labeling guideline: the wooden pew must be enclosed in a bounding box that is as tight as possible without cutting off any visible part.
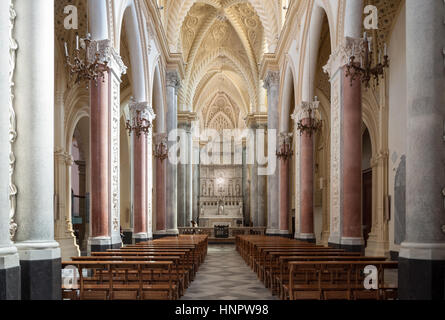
[286,261,398,300]
[62,261,176,300]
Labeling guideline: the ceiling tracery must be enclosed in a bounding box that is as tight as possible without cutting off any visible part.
[166,0,275,129]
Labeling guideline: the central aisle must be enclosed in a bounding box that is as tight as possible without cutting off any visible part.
[181,244,277,300]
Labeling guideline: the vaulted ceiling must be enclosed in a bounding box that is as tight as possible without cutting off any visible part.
[163,0,282,130]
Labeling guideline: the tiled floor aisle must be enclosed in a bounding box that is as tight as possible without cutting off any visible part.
[181,244,278,300]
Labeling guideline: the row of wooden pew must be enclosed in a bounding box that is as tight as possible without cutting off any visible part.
[236,235,398,300]
[61,235,208,300]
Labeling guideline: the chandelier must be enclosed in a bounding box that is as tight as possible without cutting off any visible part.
[126,100,152,137]
[345,32,389,88]
[296,97,322,137]
[154,140,168,161]
[276,133,293,160]
[64,33,108,88]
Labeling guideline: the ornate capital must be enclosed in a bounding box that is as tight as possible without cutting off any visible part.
[153,133,168,161]
[277,132,293,160]
[87,39,127,76]
[129,98,156,123]
[292,100,321,122]
[323,37,365,78]
[279,132,293,147]
[263,70,280,90]
[166,70,181,90]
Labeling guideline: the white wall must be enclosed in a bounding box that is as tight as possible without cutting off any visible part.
[387,3,406,255]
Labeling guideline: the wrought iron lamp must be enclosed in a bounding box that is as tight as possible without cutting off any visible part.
[125,100,152,138]
[345,32,389,88]
[296,97,322,137]
[153,140,168,161]
[276,133,293,160]
[64,33,108,88]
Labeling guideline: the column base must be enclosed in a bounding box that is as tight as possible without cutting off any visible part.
[88,237,121,253]
[165,229,179,236]
[133,233,149,244]
[0,249,21,300]
[365,238,390,257]
[265,228,280,235]
[153,230,166,239]
[398,242,445,300]
[295,233,316,243]
[398,257,445,300]
[266,230,292,238]
[57,236,80,261]
[296,238,316,244]
[340,237,364,253]
[16,244,61,300]
[328,241,364,253]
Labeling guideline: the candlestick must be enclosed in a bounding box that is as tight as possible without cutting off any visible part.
[64,42,68,57]
[76,35,79,50]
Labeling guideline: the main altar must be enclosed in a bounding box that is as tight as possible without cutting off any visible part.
[198,164,244,227]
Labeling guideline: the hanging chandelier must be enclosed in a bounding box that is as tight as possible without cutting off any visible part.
[296,97,322,136]
[126,100,152,138]
[276,133,293,160]
[154,140,168,161]
[345,32,389,88]
[64,33,108,88]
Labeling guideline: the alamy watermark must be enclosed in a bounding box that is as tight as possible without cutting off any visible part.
[166,126,277,176]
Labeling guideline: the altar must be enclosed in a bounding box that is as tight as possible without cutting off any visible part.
[198,164,244,227]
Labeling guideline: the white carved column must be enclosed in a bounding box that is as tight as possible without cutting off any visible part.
[264,71,281,235]
[13,0,60,299]
[0,0,20,300]
[54,150,80,260]
[165,70,181,235]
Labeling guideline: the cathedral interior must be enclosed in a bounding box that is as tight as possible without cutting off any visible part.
[0,0,444,301]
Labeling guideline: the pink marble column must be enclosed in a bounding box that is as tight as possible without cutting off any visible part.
[342,70,362,240]
[90,71,109,238]
[155,136,167,232]
[133,133,147,238]
[300,118,314,238]
[279,156,289,232]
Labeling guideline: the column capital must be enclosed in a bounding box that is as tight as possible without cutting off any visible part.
[323,37,365,78]
[178,111,197,124]
[166,70,181,90]
[292,99,321,122]
[245,112,268,128]
[129,98,156,123]
[278,132,293,146]
[87,39,127,77]
[263,70,280,90]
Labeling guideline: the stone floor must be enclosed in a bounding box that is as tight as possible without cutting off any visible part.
[181,244,278,300]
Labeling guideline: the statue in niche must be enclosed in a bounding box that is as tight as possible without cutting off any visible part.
[228,182,233,196]
[218,199,224,216]
[202,182,207,196]
[209,183,213,196]
[235,184,240,196]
